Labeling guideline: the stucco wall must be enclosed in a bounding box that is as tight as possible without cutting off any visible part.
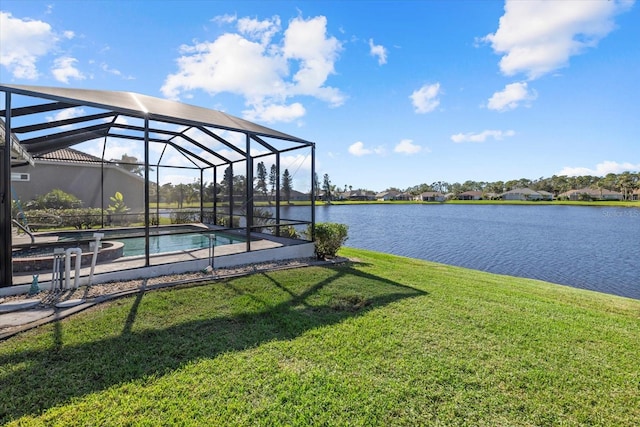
[12,162,145,211]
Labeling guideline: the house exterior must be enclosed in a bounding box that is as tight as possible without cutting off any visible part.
[458,190,483,200]
[416,191,445,202]
[286,189,311,202]
[536,190,554,200]
[376,190,400,201]
[558,187,623,201]
[500,188,544,201]
[346,190,376,201]
[11,148,145,211]
[633,188,640,201]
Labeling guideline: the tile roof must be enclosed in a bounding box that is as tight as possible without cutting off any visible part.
[36,147,103,163]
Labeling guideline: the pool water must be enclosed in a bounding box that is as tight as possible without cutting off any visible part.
[122,233,244,257]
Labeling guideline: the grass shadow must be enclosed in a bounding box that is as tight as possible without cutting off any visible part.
[0,264,425,423]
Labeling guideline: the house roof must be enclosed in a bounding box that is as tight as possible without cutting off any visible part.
[558,187,622,197]
[501,188,540,196]
[420,191,444,197]
[459,190,483,196]
[36,147,102,163]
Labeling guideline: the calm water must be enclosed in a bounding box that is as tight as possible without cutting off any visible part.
[286,204,639,299]
[122,233,244,257]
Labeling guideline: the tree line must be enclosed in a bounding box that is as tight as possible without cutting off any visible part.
[319,171,640,201]
[149,162,294,207]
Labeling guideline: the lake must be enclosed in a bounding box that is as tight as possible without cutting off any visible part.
[283,204,639,300]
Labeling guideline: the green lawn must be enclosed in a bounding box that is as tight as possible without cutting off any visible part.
[1,248,639,426]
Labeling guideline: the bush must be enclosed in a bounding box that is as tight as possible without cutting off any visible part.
[307,222,348,260]
[21,208,105,230]
[170,210,199,224]
[278,225,299,239]
[60,208,105,229]
[27,189,82,210]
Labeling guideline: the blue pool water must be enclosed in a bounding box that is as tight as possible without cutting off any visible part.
[122,233,244,257]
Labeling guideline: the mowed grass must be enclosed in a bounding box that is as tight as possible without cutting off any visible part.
[1,248,639,426]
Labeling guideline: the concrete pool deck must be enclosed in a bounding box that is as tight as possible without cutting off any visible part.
[6,227,316,295]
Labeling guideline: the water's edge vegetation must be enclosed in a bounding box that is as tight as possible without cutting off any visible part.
[1,248,638,425]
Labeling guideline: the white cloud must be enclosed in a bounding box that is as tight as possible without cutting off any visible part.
[242,102,305,123]
[161,15,344,123]
[52,56,85,83]
[369,38,387,65]
[281,153,313,173]
[46,107,85,122]
[558,161,640,177]
[0,11,58,79]
[394,139,422,155]
[348,141,372,156]
[451,129,516,143]
[410,83,441,114]
[348,141,385,157]
[62,30,75,39]
[483,0,634,79]
[487,82,537,111]
[160,173,200,185]
[45,107,85,129]
[237,16,281,45]
[82,140,142,164]
[211,14,237,25]
[101,63,134,80]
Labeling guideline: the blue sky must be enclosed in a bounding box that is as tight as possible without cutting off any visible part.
[1,0,639,192]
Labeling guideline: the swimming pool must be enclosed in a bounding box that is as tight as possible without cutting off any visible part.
[46,227,245,257]
[121,232,245,257]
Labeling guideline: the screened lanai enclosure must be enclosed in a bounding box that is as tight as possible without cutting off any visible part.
[1,84,316,291]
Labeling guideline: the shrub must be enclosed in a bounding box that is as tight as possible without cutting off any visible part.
[60,208,104,229]
[170,210,199,224]
[278,225,299,239]
[107,192,131,225]
[307,222,348,260]
[28,189,82,210]
[21,208,105,230]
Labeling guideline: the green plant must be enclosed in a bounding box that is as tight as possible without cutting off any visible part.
[170,210,199,224]
[308,222,348,259]
[60,208,105,229]
[27,189,82,210]
[107,191,129,214]
[107,191,130,226]
[278,225,299,239]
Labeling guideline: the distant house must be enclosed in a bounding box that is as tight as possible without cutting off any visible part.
[536,190,554,201]
[558,187,623,201]
[415,191,445,202]
[346,190,376,201]
[458,191,483,200]
[284,189,310,202]
[500,188,544,201]
[633,189,640,201]
[11,147,145,211]
[376,190,400,201]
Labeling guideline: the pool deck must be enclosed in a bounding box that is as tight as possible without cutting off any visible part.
[7,226,315,292]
